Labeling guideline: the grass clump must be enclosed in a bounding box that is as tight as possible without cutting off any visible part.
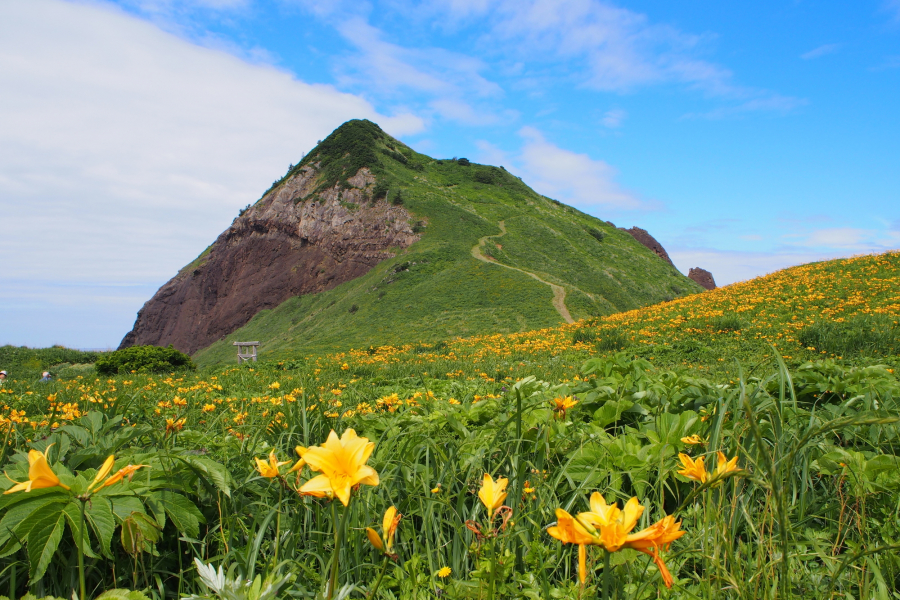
[798,314,899,357]
[0,345,102,380]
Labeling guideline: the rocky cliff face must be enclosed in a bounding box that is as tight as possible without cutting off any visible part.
[688,267,717,290]
[621,227,674,266]
[119,166,419,354]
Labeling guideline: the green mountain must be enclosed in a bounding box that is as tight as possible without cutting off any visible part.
[120,120,703,365]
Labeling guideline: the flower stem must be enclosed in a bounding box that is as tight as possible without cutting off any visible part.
[366,556,390,600]
[601,549,610,600]
[274,484,283,565]
[326,502,345,600]
[488,536,496,600]
[78,498,87,600]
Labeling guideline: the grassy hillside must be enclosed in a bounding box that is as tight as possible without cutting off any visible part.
[294,249,898,386]
[194,120,701,365]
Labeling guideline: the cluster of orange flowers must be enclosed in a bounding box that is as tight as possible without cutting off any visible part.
[549,494,684,587]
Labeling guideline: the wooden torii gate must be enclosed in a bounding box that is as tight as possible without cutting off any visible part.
[233,341,259,364]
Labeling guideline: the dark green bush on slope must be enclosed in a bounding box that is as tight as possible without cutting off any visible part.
[95,345,196,375]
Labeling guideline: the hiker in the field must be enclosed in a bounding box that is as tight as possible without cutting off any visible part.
[40,371,52,383]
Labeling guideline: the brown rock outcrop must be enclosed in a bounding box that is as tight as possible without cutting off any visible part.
[119,165,420,354]
[688,267,717,290]
[621,226,674,266]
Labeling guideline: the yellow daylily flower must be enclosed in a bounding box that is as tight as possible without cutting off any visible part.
[255,451,290,479]
[677,453,708,483]
[715,452,740,478]
[680,434,704,445]
[298,429,379,506]
[366,506,401,555]
[578,495,644,551]
[288,446,307,473]
[551,396,578,418]
[87,455,116,492]
[547,508,595,545]
[623,515,685,589]
[4,446,70,494]
[548,494,685,591]
[477,473,508,520]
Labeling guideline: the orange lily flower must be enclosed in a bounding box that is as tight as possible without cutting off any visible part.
[623,516,685,588]
[98,464,150,490]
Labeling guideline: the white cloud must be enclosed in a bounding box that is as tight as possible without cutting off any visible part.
[425,0,803,115]
[669,248,843,287]
[601,109,627,128]
[473,140,512,167]
[790,227,899,251]
[331,17,503,120]
[0,0,423,346]
[514,127,644,210]
[801,44,841,60]
[687,94,808,120]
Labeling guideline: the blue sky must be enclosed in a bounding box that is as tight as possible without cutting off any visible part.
[1,0,898,349]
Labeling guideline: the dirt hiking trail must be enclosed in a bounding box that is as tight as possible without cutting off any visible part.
[471,221,574,324]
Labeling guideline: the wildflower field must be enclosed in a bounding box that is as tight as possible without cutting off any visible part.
[1,251,899,600]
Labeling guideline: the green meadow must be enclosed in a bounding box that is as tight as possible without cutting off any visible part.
[1,251,899,600]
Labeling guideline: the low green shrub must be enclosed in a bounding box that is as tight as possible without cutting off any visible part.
[95,345,196,375]
[597,329,629,351]
[709,314,744,331]
[571,328,598,345]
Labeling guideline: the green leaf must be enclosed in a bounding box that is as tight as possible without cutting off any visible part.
[0,495,68,540]
[86,496,116,557]
[62,502,98,559]
[174,455,233,497]
[143,492,167,529]
[56,425,91,447]
[80,412,104,437]
[95,590,151,600]
[108,495,144,521]
[27,511,65,580]
[148,491,203,538]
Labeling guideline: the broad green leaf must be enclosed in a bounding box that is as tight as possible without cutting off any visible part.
[56,425,91,447]
[0,494,68,539]
[143,492,167,529]
[81,411,104,437]
[86,496,116,557]
[27,511,65,580]
[95,590,151,600]
[148,491,203,538]
[108,495,144,521]
[174,455,233,497]
[62,502,98,559]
